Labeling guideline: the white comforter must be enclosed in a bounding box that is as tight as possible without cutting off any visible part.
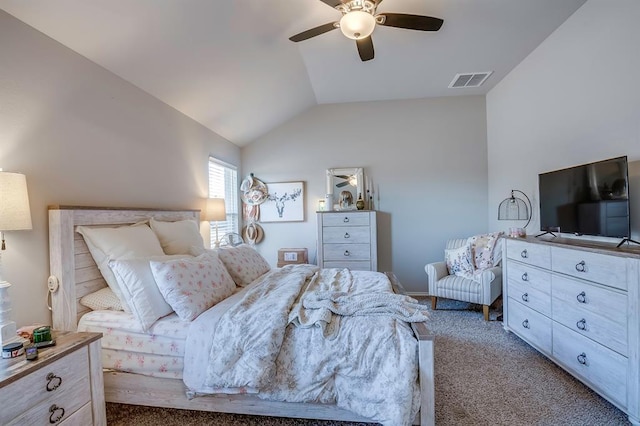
[184,265,425,426]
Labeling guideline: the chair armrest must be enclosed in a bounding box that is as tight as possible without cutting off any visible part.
[425,261,449,295]
[476,266,503,305]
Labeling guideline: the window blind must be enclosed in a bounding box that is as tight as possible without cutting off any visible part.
[208,157,239,246]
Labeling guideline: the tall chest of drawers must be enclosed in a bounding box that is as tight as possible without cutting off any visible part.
[317,211,377,271]
[503,237,640,424]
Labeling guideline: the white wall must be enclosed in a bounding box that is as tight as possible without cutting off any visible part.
[487,0,640,242]
[242,96,489,294]
[0,11,240,328]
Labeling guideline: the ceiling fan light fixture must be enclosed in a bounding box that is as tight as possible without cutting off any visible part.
[339,11,376,40]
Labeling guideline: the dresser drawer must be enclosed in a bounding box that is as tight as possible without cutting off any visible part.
[507,299,552,354]
[322,212,370,227]
[8,374,91,425]
[61,402,93,425]
[551,247,627,290]
[1,347,89,424]
[323,261,372,271]
[506,239,551,269]
[552,275,627,355]
[507,278,551,317]
[323,243,371,261]
[322,226,370,244]
[552,322,627,407]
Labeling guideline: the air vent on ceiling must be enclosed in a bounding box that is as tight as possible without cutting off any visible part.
[448,71,493,89]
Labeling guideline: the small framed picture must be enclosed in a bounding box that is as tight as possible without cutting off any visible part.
[261,181,305,222]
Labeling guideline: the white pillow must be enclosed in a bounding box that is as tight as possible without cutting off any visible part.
[80,287,123,311]
[150,217,205,255]
[110,255,191,331]
[76,223,165,312]
[445,244,474,279]
[150,252,236,321]
[217,244,271,287]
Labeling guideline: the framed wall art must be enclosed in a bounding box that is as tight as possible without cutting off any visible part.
[261,181,305,222]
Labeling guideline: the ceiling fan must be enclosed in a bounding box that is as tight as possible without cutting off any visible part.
[289,0,444,62]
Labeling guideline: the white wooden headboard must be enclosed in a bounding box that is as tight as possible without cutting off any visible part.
[48,206,199,331]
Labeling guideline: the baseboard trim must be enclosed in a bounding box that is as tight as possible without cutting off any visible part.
[408,292,430,297]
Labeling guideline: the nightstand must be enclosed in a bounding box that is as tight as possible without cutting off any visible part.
[0,331,106,425]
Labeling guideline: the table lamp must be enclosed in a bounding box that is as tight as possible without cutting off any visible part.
[205,198,226,248]
[0,171,32,347]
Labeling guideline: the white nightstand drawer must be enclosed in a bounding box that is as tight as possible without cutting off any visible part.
[551,247,627,290]
[507,298,552,354]
[1,347,89,424]
[8,374,90,425]
[322,212,370,227]
[552,322,627,407]
[323,244,371,261]
[322,226,370,244]
[506,239,551,269]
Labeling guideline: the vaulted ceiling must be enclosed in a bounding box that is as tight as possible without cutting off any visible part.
[0,0,586,146]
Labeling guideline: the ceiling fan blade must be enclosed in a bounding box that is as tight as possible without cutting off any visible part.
[289,22,337,42]
[318,0,344,7]
[356,36,374,61]
[336,181,350,187]
[378,13,444,31]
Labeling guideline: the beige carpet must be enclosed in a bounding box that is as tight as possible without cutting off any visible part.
[105,298,630,425]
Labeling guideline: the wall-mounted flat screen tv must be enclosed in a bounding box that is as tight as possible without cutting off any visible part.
[538,156,630,238]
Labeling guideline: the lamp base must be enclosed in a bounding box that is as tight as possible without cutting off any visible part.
[0,320,20,347]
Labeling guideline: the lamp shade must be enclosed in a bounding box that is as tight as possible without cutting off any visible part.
[340,11,376,40]
[497,189,532,228]
[205,198,226,222]
[0,172,32,231]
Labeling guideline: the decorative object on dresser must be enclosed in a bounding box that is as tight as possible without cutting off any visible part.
[0,171,33,347]
[497,189,532,233]
[502,236,640,425]
[317,211,377,271]
[0,331,106,425]
[205,197,226,248]
[425,234,503,321]
[326,168,363,211]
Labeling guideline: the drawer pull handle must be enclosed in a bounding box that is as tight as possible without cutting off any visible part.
[49,404,65,424]
[520,249,528,259]
[46,373,62,391]
[575,260,586,272]
[522,319,530,329]
[577,352,587,365]
[521,272,529,282]
[521,293,529,302]
[344,232,350,239]
[343,217,350,223]
[344,250,350,257]
[576,318,587,331]
[576,291,587,303]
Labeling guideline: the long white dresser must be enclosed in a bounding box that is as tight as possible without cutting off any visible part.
[502,236,640,424]
[317,211,377,271]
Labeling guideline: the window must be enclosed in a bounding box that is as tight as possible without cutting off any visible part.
[208,157,239,247]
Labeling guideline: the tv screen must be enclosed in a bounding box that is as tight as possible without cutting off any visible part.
[538,156,630,238]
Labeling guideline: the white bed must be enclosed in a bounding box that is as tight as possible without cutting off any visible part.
[48,206,435,425]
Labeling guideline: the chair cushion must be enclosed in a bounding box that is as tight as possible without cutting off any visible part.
[434,275,482,305]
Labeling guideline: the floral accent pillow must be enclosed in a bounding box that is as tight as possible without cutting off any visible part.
[149,252,236,321]
[468,232,504,270]
[445,244,474,279]
[217,244,271,287]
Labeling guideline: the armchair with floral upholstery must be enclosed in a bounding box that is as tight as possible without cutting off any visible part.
[425,233,503,321]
